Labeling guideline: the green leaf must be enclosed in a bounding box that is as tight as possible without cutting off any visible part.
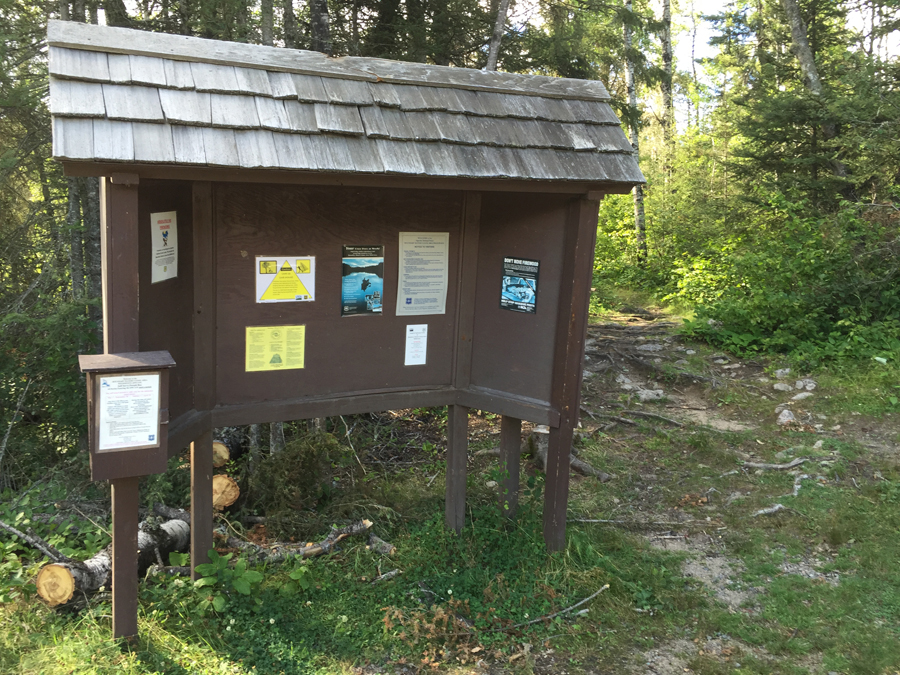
[234,559,247,576]
[194,563,218,576]
[242,570,264,585]
[232,578,251,595]
[169,552,189,567]
[212,594,227,612]
[193,576,218,588]
[280,581,297,596]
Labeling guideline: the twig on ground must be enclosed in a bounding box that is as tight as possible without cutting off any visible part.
[0,519,68,563]
[592,414,638,426]
[484,584,610,633]
[752,504,785,517]
[569,518,690,528]
[620,410,684,427]
[744,458,807,471]
[372,569,401,583]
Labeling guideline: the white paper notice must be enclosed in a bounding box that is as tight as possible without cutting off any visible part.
[150,211,178,283]
[404,324,428,366]
[396,232,449,316]
[98,373,160,452]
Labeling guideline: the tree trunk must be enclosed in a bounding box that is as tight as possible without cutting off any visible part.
[660,0,673,147]
[780,0,847,178]
[103,0,132,27]
[248,424,260,474]
[485,0,510,71]
[66,177,83,299]
[623,0,647,264]
[261,0,273,46]
[269,421,285,454]
[36,518,190,607]
[310,0,332,55]
[283,0,297,48]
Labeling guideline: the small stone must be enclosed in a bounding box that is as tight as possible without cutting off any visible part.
[485,480,498,489]
[796,378,817,391]
[775,404,787,413]
[675,359,688,366]
[777,409,797,425]
[773,383,794,392]
[815,414,827,420]
[615,374,632,385]
[775,450,792,460]
[653,358,662,363]
[686,350,696,355]
[713,358,729,364]
[830,425,841,431]
[637,389,665,402]
[723,364,741,369]
[583,370,593,379]
[757,377,771,383]
[774,368,792,378]
[791,391,813,401]
[813,440,824,449]
[636,343,664,352]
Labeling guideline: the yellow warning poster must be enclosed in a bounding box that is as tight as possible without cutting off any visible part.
[245,325,306,372]
[255,256,315,303]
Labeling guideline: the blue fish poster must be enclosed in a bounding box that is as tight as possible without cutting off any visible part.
[500,257,539,314]
[341,246,384,316]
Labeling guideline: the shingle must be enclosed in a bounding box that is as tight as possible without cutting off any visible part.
[202,127,240,166]
[417,86,467,113]
[314,103,364,135]
[52,117,94,160]
[284,101,317,133]
[133,122,175,163]
[235,66,272,95]
[102,84,164,122]
[50,47,109,82]
[418,143,463,177]
[255,97,291,131]
[534,120,575,150]
[395,111,441,142]
[429,111,475,144]
[92,119,134,161]
[159,89,211,126]
[360,106,390,138]
[129,55,167,86]
[466,90,509,117]
[300,134,336,169]
[368,82,402,108]
[535,98,577,123]
[268,71,296,99]
[322,77,372,105]
[210,93,260,129]
[50,79,106,117]
[464,115,505,147]
[191,62,239,93]
[292,75,329,103]
[235,129,279,168]
[584,124,633,152]
[564,124,598,151]
[163,59,195,90]
[273,132,319,170]
[375,139,425,174]
[567,99,619,124]
[341,136,384,173]
[107,54,131,83]
[172,125,206,164]
[393,84,431,111]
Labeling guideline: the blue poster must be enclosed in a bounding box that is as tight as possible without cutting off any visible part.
[500,257,539,314]
[341,246,384,316]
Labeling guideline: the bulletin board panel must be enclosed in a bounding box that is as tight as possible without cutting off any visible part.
[138,179,195,422]
[213,183,463,408]
[468,192,569,407]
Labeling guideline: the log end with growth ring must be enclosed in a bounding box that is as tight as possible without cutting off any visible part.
[36,564,75,606]
[212,474,240,510]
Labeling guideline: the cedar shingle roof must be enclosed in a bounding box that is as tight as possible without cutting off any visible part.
[48,20,644,185]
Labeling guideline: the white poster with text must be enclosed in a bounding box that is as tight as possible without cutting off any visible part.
[396,232,449,316]
[150,211,178,283]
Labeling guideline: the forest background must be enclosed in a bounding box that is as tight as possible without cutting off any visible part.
[1,0,899,545]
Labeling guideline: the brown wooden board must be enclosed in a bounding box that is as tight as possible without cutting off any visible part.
[137,180,196,423]
[213,183,462,407]
[468,192,570,408]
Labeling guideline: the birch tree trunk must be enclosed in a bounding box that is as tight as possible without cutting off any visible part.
[36,518,190,607]
[485,0,510,71]
[248,424,260,473]
[283,0,297,48]
[660,0,673,146]
[310,0,332,55]
[624,0,647,264]
[80,177,102,336]
[780,0,847,178]
[269,422,285,454]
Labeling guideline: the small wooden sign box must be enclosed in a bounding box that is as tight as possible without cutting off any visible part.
[49,20,643,638]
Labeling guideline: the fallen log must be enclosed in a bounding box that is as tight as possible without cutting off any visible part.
[216,519,373,563]
[212,475,240,510]
[527,430,611,482]
[36,517,190,608]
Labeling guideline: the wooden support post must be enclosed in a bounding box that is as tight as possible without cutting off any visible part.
[191,181,215,575]
[543,197,600,551]
[498,415,521,518]
[445,404,468,533]
[101,175,142,639]
[191,430,213,578]
[110,476,139,639]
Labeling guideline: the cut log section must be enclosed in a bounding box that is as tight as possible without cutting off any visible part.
[212,441,230,468]
[212,474,240,510]
[36,518,190,607]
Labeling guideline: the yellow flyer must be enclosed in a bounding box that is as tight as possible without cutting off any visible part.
[255,256,316,303]
[245,325,306,372]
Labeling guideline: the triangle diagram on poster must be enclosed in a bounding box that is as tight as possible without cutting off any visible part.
[261,261,311,300]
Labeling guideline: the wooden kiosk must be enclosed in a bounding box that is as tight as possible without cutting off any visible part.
[48,20,643,636]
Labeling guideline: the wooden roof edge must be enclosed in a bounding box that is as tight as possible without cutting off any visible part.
[60,160,643,192]
[47,20,611,102]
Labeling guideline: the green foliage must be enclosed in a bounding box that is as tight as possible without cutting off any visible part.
[193,549,265,614]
